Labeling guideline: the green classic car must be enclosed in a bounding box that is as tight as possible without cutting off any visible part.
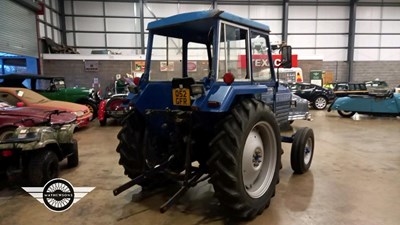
[0,74,100,118]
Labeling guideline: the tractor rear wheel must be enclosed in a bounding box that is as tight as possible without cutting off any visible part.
[116,111,167,189]
[116,111,146,179]
[209,98,281,220]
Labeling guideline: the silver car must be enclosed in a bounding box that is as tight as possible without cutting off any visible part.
[288,94,312,123]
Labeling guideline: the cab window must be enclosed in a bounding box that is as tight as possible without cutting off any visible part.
[251,32,272,81]
[218,23,249,80]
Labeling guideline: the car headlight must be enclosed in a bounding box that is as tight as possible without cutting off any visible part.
[73,111,84,117]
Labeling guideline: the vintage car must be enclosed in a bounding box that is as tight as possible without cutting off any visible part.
[0,87,92,128]
[0,108,78,186]
[97,94,130,126]
[328,89,400,118]
[0,74,101,118]
[289,82,336,110]
[333,82,369,97]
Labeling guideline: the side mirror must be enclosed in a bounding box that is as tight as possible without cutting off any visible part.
[281,45,292,68]
[16,102,25,107]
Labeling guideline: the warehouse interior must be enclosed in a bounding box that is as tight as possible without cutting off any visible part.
[0,0,399,225]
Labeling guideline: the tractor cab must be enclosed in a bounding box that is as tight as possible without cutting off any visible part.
[131,10,291,117]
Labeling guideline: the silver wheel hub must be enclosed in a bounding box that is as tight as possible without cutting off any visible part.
[315,97,326,108]
[304,137,313,165]
[242,121,277,198]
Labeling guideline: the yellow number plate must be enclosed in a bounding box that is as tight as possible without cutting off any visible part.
[172,88,190,106]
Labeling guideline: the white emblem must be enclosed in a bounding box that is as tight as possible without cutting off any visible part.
[22,178,95,212]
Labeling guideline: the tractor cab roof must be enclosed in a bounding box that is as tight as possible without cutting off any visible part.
[147,10,270,44]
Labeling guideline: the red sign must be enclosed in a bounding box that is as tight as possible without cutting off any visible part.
[238,54,298,68]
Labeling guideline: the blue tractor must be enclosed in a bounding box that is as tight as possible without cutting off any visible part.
[113,10,315,219]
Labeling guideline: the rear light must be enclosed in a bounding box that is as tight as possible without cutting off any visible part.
[223,72,235,85]
[208,101,221,108]
[2,150,13,157]
[133,77,140,86]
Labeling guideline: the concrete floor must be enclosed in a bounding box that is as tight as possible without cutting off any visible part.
[0,110,399,225]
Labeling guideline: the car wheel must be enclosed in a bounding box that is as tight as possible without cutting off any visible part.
[67,139,79,168]
[28,150,59,186]
[78,100,97,120]
[338,110,356,118]
[290,127,314,174]
[0,127,16,141]
[313,96,327,110]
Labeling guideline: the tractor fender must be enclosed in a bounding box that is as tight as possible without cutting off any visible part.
[193,84,268,112]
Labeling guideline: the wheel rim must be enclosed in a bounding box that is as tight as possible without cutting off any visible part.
[242,121,277,198]
[303,137,313,165]
[85,104,94,114]
[315,97,326,109]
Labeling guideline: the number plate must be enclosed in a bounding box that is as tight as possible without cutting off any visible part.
[172,88,190,106]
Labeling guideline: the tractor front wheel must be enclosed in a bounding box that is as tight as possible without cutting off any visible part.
[209,98,281,220]
[290,127,314,174]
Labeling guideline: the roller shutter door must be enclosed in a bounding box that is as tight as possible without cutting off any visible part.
[0,0,38,57]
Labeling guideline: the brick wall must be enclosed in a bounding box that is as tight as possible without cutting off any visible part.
[352,61,399,87]
[42,59,400,91]
[42,60,132,94]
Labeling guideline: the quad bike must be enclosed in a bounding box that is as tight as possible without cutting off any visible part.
[113,10,315,220]
[0,110,78,186]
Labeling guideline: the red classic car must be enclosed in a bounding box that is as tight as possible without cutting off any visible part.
[98,94,130,126]
[0,87,92,128]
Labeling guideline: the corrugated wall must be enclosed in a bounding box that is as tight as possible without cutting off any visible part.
[0,0,38,57]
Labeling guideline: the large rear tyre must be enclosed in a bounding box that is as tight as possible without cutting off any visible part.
[116,111,168,189]
[338,110,355,118]
[209,99,281,220]
[28,150,59,186]
[290,127,314,174]
[116,111,146,179]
